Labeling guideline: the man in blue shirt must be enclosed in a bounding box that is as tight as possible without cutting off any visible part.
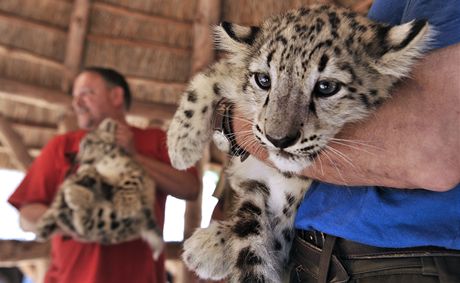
[231,0,460,282]
[292,0,460,282]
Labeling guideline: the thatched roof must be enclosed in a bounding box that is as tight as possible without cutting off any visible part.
[0,0,371,170]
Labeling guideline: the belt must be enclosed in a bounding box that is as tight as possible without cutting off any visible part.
[297,229,460,259]
[292,230,460,283]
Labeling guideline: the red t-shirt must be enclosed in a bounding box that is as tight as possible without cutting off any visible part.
[9,127,175,283]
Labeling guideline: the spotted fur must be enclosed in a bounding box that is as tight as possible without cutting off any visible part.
[36,118,164,259]
[168,4,431,282]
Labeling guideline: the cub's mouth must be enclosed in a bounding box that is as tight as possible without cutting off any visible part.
[266,146,322,173]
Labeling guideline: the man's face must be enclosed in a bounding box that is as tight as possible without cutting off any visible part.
[72,72,118,130]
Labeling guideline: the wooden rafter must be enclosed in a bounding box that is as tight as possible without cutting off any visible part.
[0,78,177,122]
[0,45,64,72]
[0,78,69,111]
[0,240,50,267]
[61,0,91,93]
[0,146,41,158]
[0,115,33,171]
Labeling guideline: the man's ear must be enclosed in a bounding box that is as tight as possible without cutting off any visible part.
[369,20,432,78]
[213,22,260,54]
[110,86,125,109]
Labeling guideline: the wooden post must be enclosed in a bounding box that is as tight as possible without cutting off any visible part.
[181,0,221,282]
[61,0,91,93]
[0,116,33,171]
[183,0,221,240]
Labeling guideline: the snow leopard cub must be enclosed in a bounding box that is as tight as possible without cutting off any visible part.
[168,4,431,282]
[36,118,164,259]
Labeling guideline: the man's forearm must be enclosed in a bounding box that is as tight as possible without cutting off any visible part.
[19,203,48,233]
[234,43,460,191]
[135,155,200,200]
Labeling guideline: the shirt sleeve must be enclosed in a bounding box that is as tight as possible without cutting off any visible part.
[368,0,406,25]
[401,0,460,49]
[8,136,65,209]
[369,0,460,50]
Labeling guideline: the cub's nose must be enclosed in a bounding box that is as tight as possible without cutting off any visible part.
[266,131,300,149]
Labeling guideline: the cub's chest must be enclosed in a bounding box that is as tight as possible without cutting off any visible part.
[95,154,134,183]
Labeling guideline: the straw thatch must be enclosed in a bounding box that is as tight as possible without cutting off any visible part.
[128,78,185,105]
[222,0,334,25]
[0,0,72,29]
[98,0,198,22]
[83,37,192,82]
[90,3,193,49]
[0,47,64,89]
[0,15,67,62]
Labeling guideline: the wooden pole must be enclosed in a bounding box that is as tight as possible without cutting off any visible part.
[61,0,91,93]
[183,0,221,241]
[181,0,221,282]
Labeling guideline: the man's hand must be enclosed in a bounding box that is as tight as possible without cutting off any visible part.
[115,122,136,154]
[19,203,48,233]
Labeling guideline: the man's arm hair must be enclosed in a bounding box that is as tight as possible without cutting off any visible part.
[234,43,460,191]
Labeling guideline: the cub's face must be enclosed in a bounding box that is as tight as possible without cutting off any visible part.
[78,118,118,164]
[217,5,430,172]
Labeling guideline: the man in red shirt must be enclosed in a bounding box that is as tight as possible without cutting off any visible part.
[8,67,200,283]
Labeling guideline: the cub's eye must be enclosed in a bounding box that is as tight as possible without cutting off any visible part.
[314,80,341,97]
[254,73,271,90]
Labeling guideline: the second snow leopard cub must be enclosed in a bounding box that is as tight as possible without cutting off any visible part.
[168,4,431,282]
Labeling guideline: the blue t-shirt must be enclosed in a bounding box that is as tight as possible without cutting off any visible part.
[294,0,460,250]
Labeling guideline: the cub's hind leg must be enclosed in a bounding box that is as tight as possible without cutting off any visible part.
[112,173,144,218]
[140,211,165,260]
[183,221,234,280]
[140,196,164,260]
[182,179,279,282]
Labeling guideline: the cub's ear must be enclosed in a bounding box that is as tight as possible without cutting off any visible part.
[370,20,432,78]
[213,22,260,54]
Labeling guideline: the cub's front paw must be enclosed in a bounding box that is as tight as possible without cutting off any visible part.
[167,121,208,170]
[64,185,94,210]
[182,222,232,280]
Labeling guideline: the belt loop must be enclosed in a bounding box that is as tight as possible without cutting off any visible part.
[318,235,337,283]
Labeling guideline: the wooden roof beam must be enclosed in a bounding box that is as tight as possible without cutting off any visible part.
[62,0,91,93]
[0,78,70,111]
[0,115,33,171]
[0,78,176,122]
[0,146,41,158]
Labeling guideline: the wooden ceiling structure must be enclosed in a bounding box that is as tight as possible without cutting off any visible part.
[0,0,371,172]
